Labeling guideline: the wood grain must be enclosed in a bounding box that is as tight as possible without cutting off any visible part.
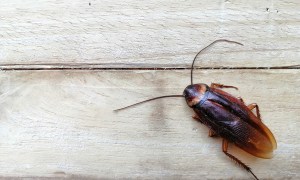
[0,70,298,179]
[0,0,299,179]
[0,0,299,69]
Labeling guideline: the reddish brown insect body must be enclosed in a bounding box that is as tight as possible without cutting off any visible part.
[184,84,276,159]
[115,39,277,180]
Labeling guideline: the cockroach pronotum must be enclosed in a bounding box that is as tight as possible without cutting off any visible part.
[114,39,277,180]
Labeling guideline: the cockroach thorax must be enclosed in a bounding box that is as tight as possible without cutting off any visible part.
[183,83,209,107]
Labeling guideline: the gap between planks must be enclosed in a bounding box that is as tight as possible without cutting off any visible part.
[0,64,299,71]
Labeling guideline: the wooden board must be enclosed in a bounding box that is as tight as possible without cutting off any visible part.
[0,0,299,69]
[0,70,299,179]
[1,0,299,179]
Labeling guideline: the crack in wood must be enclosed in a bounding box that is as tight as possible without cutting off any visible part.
[0,65,299,71]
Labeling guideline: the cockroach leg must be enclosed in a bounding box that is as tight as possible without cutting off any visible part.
[208,129,218,137]
[222,139,259,180]
[247,103,261,119]
[192,114,200,120]
[192,114,204,124]
[237,97,245,104]
[236,98,261,119]
[210,83,239,90]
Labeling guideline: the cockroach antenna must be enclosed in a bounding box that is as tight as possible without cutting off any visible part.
[113,95,183,111]
[190,39,243,85]
[114,39,243,112]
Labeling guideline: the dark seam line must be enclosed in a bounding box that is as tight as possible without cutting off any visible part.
[0,66,299,71]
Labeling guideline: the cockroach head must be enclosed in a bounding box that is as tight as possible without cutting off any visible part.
[183,83,209,107]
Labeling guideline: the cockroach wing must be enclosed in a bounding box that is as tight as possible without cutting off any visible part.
[197,88,277,159]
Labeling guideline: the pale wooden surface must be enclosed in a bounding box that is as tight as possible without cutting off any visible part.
[0,0,299,69]
[0,0,299,180]
[0,70,299,179]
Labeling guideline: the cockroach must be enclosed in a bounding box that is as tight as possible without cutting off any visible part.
[114,39,277,180]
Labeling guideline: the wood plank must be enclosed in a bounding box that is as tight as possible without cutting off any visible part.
[0,69,298,179]
[0,0,299,68]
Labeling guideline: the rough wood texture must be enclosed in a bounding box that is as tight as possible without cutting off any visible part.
[0,0,299,69]
[0,70,299,179]
[0,0,299,179]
